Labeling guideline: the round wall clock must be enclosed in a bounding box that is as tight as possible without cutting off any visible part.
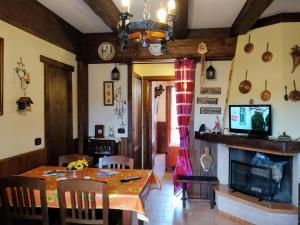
[98,42,115,61]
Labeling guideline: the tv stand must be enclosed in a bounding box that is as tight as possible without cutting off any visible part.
[194,132,300,156]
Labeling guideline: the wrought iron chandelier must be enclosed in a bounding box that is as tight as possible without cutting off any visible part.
[118,0,176,54]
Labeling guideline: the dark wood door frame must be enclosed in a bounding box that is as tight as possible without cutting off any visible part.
[40,55,74,164]
[141,76,175,169]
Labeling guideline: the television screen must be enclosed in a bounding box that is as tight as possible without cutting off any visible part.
[229,105,271,136]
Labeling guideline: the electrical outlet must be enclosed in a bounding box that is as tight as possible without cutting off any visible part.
[35,138,42,146]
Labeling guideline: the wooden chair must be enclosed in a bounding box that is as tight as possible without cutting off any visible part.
[57,179,109,225]
[58,154,93,167]
[0,176,49,225]
[99,155,134,169]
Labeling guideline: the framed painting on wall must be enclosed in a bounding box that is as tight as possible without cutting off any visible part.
[103,81,114,106]
[0,38,3,115]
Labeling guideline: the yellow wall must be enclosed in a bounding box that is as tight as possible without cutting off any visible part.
[0,20,78,160]
[229,22,300,138]
[133,64,174,76]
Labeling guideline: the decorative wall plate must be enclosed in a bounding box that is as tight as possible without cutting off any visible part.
[148,44,163,56]
[98,42,115,61]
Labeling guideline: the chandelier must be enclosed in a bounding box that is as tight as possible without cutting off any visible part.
[118,0,176,54]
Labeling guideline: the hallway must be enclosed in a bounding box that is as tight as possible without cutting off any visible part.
[144,154,239,225]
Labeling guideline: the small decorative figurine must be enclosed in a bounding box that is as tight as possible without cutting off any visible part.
[213,116,221,133]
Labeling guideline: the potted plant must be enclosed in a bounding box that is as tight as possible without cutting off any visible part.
[66,159,89,178]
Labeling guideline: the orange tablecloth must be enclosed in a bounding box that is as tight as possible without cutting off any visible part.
[20,166,161,215]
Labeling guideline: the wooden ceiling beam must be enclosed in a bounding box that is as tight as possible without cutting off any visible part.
[231,0,274,36]
[77,31,237,63]
[83,0,120,33]
[0,0,82,53]
[173,0,189,39]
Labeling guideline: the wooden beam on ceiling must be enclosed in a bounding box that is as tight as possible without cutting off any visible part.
[231,0,274,36]
[83,0,120,33]
[77,29,237,63]
[252,13,300,30]
[174,0,189,39]
[0,0,82,53]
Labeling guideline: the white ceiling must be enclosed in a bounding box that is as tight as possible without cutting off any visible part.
[261,0,300,18]
[37,0,300,33]
[188,0,247,29]
[36,0,112,33]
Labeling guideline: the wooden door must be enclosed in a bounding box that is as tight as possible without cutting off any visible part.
[42,56,73,166]
[132,74,142,168]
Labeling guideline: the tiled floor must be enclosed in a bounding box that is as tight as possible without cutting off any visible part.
[143,154,239,225]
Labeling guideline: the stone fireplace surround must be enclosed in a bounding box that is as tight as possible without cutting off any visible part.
[216,143,299,225]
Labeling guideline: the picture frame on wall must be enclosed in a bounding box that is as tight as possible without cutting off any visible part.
[103,81,114,106]
[200,87,221,95]
[200,107,221,114]
[197,97,218,105]
[0,38,3,116]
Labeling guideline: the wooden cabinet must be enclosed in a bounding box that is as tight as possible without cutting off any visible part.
[88,138,119,166]
[166,147,179,170]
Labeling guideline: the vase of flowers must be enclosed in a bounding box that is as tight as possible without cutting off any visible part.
[66,159,88,178]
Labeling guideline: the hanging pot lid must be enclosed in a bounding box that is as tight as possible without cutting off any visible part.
[244,35,254,54]
[289,80,300,102]
[239,70,252,94]
[262,42,273,63]
[260,79,271,102]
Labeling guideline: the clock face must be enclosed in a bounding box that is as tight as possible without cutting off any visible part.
[98,42,115,61]
[97,129,103,135]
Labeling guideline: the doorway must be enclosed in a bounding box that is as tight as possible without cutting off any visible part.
[41,56,74,165]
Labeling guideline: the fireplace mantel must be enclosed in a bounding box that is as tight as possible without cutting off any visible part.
[195,132,300,156]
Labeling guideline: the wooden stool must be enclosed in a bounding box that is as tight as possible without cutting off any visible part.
[178,175,218,209]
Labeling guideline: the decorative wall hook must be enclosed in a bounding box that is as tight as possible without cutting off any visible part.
[291,45,300,73]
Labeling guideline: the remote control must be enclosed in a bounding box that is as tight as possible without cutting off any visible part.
[120,176,141,183]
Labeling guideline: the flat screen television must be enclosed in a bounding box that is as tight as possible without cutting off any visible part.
[229,105,272,137]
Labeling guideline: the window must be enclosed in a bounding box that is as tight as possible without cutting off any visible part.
[169,87,180,146]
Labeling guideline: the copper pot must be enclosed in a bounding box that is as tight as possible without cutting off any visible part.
[244,35,254,54]
[239,70,252,94]
[260,80,271,102]
[289,80,300,102]
[262,43,273,63]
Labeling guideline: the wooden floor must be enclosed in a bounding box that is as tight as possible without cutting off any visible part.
[143,154,240,225]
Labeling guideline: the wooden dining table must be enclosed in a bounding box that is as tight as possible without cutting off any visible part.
[20,166,161,225]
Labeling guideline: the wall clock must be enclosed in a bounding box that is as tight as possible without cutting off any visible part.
[98,42,115,61]
[95,124,104,138]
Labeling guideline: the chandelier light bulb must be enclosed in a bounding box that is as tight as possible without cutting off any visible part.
[157,8,167,23]
[168,0,176,10]
[121,0,130,12]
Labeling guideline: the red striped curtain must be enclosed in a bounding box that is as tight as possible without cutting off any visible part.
[173,59,195,193]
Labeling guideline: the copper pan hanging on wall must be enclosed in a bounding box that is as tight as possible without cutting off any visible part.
[262,42,273,63]
[260,79,271,102]
[289,80,300,102]
[244,35,254,54]
[239,70,252,94]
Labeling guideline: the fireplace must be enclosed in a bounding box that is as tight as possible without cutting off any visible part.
[229,148,293,203]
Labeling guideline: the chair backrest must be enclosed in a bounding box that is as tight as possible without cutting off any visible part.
[58,154,93,167]
[57,179,109,225]
[0,176,49,225]
[99,155,134,169]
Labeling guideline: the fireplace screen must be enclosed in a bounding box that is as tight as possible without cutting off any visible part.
[230,160,275,200]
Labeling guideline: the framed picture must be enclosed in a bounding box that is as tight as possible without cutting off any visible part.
[103,81,114,106]
[197,97,218,105]
[0,38,3,116]
[200,107,221,114]
[200,87,221,95]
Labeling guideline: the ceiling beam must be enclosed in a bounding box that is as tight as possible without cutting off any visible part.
[83,0,120,33]
[231,0,274,36]
[174,0,189,39]
[0,0,82,53]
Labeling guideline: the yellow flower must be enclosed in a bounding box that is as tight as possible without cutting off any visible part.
[67,159,88,170]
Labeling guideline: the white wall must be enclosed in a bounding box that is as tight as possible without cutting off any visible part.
[0,20,77,160]
[229,23,300,139]
[89,64,128,138]
[193,61,232,131]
